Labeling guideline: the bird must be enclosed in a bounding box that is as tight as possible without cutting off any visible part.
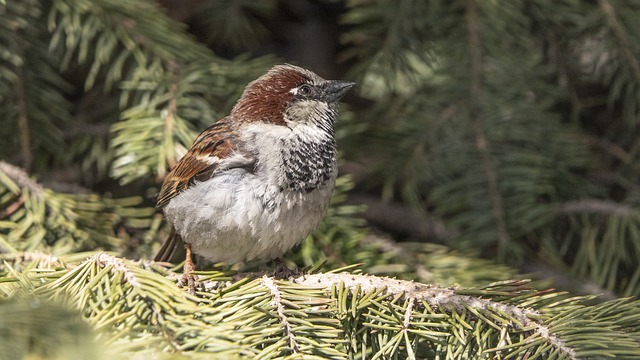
[154,64,355,292]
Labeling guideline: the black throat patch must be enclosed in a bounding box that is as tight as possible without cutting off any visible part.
[282,136,336,193]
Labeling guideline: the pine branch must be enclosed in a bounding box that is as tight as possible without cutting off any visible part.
[15,63,32,170]
[341,0,434,96]
[346,193,458,243]
[0,161,43,195]
[193,0,278,52]
[465,0,511,260]
[49,0,212,90]
[293,273,579,359]
[0,161,153,254]
[559,199,639,217]
[598,0,640,83]
[0,0,72,169]
[163,79,179,171]
[3,251,639,358]
[544,198,640,297]
[521,257,618,300]
[0,296,103,360]
[261,276,300,353]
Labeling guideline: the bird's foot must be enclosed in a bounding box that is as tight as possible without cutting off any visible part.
[178,271,200,295]
[178,250,200,295]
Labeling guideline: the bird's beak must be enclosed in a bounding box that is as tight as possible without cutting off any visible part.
[322,80,356,102]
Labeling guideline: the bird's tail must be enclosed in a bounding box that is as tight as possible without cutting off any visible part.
[154,228,187,264]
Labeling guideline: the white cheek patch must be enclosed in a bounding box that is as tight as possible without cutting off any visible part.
[285,100,329,125]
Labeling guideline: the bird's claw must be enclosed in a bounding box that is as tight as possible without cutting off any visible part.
[178,271,200,295]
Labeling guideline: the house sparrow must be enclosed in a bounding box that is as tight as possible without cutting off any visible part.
[155,64,354,291]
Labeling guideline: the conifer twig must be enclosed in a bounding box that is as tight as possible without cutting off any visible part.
[0,161,43,195]
[599,0,640,83]
[465,0,511,259]
[262,276,299,353]
[559,199,638,218]
[15,57,32,170]
[293,273,578,359]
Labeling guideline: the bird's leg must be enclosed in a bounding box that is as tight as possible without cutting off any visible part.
[181,243,198,295]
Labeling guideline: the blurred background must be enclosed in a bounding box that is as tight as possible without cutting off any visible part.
[2,0,640,300]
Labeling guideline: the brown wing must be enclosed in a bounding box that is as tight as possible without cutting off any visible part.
[155,118,254,210]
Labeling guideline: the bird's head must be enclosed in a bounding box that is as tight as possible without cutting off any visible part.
[231,64,355,131]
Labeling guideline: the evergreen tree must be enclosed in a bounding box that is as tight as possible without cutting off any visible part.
[1,0,640,358]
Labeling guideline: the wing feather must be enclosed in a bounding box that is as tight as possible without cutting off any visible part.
[155,118,255,210]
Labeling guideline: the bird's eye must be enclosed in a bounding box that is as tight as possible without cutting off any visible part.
[298,84,312,95]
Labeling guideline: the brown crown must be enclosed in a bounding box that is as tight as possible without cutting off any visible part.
[230,64,324,126]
